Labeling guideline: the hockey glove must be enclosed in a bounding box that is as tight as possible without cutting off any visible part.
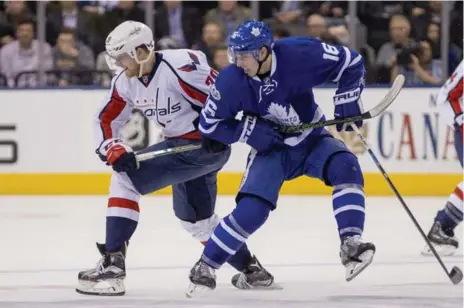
[236,115,284,154]
[333,87,364,132]
[202,137,229,153]
[97,138,139,173]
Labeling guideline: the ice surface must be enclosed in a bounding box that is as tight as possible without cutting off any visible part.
[0,196,462,308]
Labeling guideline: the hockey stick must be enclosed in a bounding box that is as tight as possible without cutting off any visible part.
[350,123,463,285]
[135,144,202,162]
[279,74,406,133]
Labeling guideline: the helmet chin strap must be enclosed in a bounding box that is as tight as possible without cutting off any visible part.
[136,51,154,78]
[253,47,271,77]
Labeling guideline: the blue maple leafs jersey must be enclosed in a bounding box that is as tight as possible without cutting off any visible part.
[199,37,365,146]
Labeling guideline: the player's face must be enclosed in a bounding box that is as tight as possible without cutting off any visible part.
[235,53,259,77]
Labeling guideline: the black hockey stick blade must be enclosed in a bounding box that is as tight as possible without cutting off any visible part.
[279,74,406,133]
[449,266,463,285]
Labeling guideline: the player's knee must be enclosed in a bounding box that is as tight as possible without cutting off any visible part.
[231,195,272,235]
[179,214,220,242]
[325,152,364,187]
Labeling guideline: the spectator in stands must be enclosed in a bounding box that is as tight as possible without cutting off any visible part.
[204,1,252,40]
[375,14,411,83]
[192,21,223,66]
[426,22,440,59]
[0,24,14,47]
[154,1,203,49]
[306,13,326,39]
[212,44,229,71]
[411,1,443,40]
[391,39,443,85]
[47,1,100,53]
[0,20,53,87]
[53,28,95,86]
[0,0,56,45]
[0,19,53,87]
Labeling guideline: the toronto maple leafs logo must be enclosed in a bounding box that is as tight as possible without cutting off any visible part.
[262,102,301,126]
[251,27,261,37]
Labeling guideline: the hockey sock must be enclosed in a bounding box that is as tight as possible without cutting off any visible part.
[106,197,139,252]
[226,244,253,271]
[436,182,463,230]
[202,195,271,269]
[326,152,365,240]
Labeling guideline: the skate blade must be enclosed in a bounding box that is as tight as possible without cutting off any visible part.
[345,250,374,282]
[244,282,284,291]
[421,243,457,257]
[76,279,125,296]
[185,282,214,298]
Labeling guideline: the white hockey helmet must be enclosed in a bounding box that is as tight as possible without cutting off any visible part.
[105,20,155,74]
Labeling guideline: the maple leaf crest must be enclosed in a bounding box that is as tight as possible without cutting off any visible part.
[263,102,301,126]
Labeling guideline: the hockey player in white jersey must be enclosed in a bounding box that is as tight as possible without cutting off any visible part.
[423,60,463,256]
[75,21,274,296]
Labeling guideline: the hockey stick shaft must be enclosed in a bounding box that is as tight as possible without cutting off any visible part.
[351,123,462,284]
[135,144,202,162]
[279,74,406,133]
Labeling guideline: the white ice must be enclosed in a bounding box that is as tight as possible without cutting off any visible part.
[0,196,462,308]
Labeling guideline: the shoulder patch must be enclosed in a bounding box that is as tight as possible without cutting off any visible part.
[178,51,201,72]
[210,84,221,100]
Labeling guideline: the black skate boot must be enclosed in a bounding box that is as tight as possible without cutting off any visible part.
[422,221,459,256]
[340,235,376,282]
[76,242,127,296]
[186,259,216,298]
[231,255,280,289]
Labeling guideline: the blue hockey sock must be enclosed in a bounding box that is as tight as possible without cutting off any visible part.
[326,152,365,240]
[106,197,139,252]
[226,244,253,271]
[202,195,271,269]
[435,183,463,230]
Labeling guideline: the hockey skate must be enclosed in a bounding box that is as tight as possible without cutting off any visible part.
[340,235,375,281]
[76,242,127,296]
[231,255,281,290]
[422,221,459,256]
[186,259,216,298]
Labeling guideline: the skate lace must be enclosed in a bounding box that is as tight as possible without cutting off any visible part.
[94,256,106,274]
[198,261,215,278]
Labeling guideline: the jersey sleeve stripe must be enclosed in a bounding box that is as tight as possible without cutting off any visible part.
[178,78,208,104]
[333,46,352,83]
[448,77,463,116]
[98,87,127,140]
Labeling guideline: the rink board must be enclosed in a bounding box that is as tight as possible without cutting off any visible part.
[0,87,461,196]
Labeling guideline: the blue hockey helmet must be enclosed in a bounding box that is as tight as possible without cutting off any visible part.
[227,20,274,64]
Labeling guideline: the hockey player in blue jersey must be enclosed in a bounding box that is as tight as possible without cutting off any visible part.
[187,20,376,294]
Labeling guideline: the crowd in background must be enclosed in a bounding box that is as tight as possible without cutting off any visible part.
[0,0,462,87]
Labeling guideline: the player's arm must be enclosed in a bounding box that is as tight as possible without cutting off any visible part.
[199,65,284,154]
[199,66,243,144]
[94,72,138,172]
[308,40,366,131]
[437,60,463,134]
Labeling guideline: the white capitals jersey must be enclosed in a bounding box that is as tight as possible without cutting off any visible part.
[95,49,218,148]
[437,60,463,129]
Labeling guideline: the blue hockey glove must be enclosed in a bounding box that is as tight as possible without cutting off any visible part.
[97,138,139,173]
[236,115,284,154]
[333,88,364,132]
